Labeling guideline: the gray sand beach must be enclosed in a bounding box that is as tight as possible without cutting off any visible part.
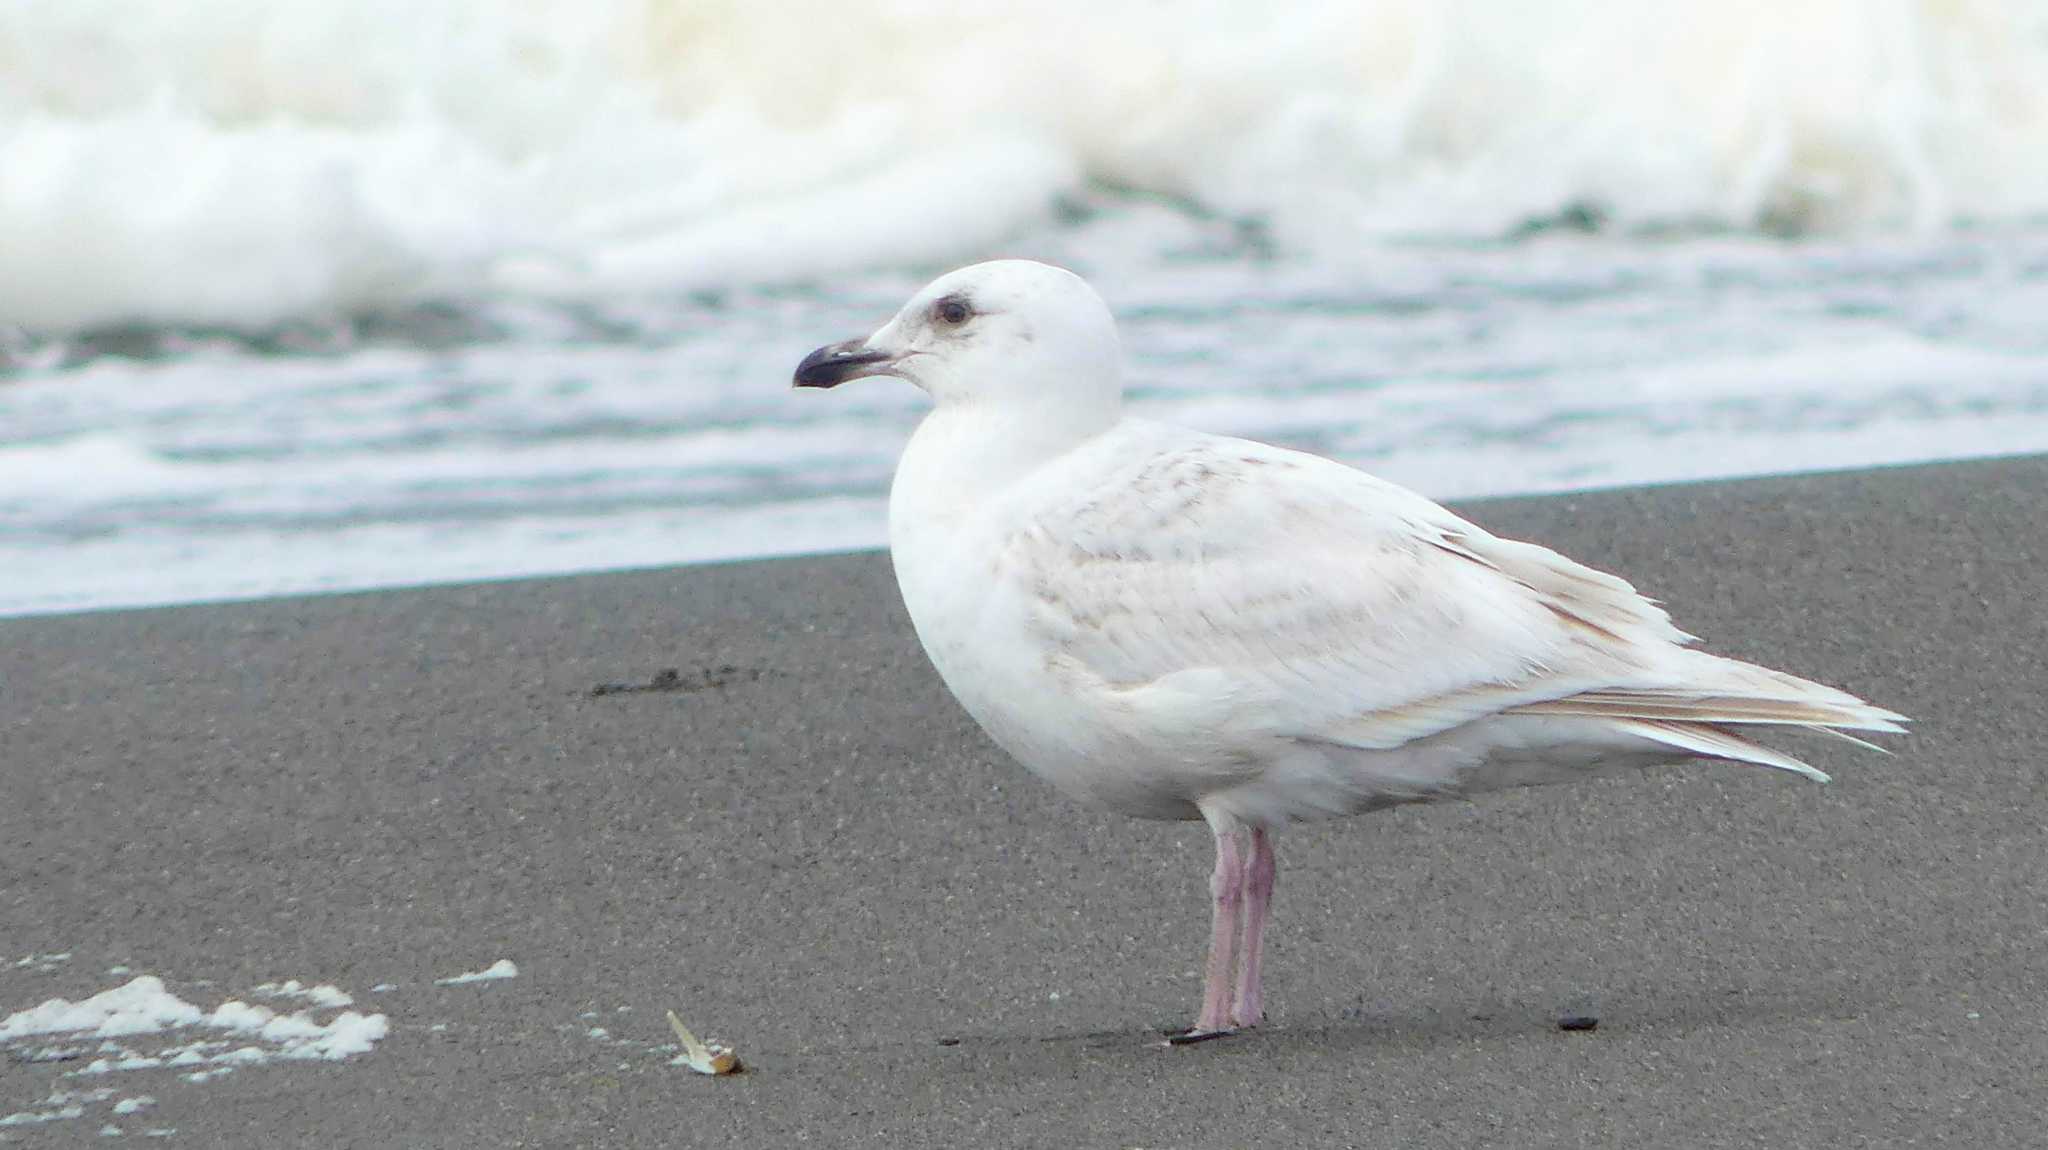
[3,455,2044,1147]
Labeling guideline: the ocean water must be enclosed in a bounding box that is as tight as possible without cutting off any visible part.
[4,1,2048,616]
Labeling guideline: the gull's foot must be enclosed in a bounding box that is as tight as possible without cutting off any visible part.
[1167,1027,1237,1046]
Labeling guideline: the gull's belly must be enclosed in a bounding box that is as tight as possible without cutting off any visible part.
[929,628,1214,821]
[896,542,1215,821]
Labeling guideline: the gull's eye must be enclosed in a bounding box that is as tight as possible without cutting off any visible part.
[932,296,972,327]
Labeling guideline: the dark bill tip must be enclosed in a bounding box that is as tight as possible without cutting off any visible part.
[793,339,894,389]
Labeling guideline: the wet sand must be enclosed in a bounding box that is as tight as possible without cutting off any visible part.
[3,456,2043,1147]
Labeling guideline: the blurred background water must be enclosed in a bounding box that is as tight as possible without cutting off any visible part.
[5,0,2047,616]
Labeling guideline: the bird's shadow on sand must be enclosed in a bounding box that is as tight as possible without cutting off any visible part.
[910,980,1875,1080]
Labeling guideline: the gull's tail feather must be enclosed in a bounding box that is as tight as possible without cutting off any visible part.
[1515,688,1908,733]
[1606,719,1836,783]
[1507,654,1908,783]
[1802,725,1894,755]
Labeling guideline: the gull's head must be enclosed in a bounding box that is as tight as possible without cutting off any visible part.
[793,260,1122,413]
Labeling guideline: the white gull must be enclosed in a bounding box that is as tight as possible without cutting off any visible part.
[793,259,1907,1039]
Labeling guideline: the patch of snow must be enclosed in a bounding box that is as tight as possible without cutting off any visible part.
[113,1098,153,1116]
[369,984,395,993]
[435,959,517,986]
[106,967,131,977]
[101,1125,123,1137]
[586,1028,609,1040]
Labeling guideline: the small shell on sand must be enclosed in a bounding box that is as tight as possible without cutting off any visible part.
[666,1010,741,1075]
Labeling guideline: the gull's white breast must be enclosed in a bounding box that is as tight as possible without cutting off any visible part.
[888,415,1233,819]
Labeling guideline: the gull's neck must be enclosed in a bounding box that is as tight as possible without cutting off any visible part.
[891,397,1123,533]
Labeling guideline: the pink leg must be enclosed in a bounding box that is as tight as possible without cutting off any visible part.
[1231,827,1276,1028]
[1192,824,1244,1035]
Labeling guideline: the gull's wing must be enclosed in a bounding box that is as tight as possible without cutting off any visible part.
[1001,430,1902,764]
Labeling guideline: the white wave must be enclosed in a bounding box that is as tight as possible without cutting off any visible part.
[4,0,2048,330]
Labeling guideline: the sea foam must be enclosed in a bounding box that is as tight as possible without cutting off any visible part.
[3,0,2046,330]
